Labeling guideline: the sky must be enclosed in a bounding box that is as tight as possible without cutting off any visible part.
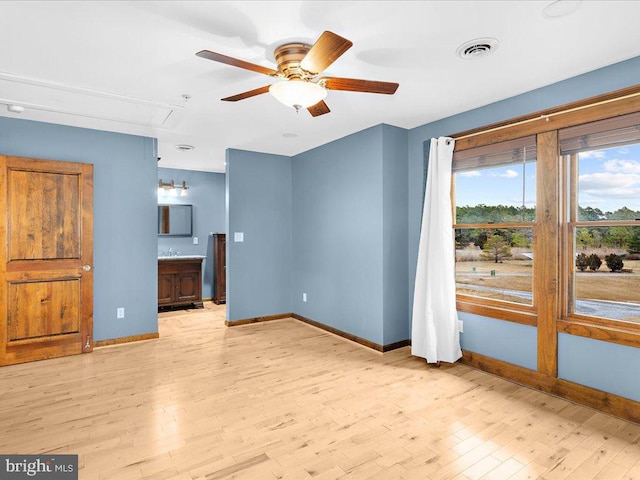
[455,161,536,210]
[454,142,640,214]
[578,144,640,213]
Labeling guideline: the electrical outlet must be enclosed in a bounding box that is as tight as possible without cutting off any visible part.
[117,307,125,319]
[193,236,198,245]
[302,292,307,302]
[458,320,464,333]
[234,232,244,242]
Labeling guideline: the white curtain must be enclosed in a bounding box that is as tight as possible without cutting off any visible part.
[411,137,462,363]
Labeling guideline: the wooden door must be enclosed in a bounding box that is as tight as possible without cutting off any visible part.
[0,156,93,366]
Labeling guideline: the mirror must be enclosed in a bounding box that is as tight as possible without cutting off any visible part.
[158,204,192,236]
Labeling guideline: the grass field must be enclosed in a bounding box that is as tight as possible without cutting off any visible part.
[456,259,640,305]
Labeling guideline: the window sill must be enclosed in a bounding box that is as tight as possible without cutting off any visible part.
[457,298,537,327]
[557,318,640,349]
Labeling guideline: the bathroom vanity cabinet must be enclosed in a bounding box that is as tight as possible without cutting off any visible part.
[158,257,204,310]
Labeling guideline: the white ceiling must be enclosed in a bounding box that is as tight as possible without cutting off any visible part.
[1,1,640,173]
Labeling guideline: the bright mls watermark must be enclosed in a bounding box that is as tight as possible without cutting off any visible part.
[0,455,77,479]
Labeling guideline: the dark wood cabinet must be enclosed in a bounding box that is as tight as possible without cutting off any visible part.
[213,233,226,304]
[158,257,204,310]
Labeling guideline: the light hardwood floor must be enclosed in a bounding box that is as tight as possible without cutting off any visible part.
[1,303,639,480]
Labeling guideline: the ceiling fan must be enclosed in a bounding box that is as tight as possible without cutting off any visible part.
[196,31,399,117]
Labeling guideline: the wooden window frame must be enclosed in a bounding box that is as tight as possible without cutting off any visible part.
[454,217,538,322]
[450,84,640,357]
[560,153,640,349]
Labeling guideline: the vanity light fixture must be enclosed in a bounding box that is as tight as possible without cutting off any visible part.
[158,179,189,197]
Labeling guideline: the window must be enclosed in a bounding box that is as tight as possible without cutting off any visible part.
[451,87,640,346]
[561,112,640,327]
[453,136,536,308]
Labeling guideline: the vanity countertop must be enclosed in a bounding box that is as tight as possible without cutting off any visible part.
[158,255,206,260]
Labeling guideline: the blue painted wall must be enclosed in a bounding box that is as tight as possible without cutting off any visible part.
[408,55,640,394]
[227,125,409,346]
[382,125,409,344]
[157,167,225,299]
[558,334,640,402]
[458,312,537,370]
[0,116,158,341]
[226,149,292,321]
[292,126,385,344]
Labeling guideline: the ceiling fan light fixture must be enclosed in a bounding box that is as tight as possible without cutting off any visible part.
[269,80,327,111]
[197,31,396,118]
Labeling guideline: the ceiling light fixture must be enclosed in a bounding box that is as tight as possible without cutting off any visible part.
[269,80,327,112]
[542,0,582,18]
[7,104,24,113]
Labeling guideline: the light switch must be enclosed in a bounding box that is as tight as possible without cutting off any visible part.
[234,232,244,242]
[193,237,198,245]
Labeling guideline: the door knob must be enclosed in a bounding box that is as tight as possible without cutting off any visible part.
[82,265,92,271]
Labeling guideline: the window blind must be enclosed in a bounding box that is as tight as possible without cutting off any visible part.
[559,111,640,155]
[453,135,537,172]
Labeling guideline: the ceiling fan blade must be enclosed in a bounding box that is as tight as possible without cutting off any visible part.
[221,85,271,102]
[307,100,331,117]
[300,31,353,74]
[324,77,399,95]
[196,50,277,76]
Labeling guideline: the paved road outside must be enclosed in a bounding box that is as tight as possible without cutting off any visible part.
[458,283,640,323]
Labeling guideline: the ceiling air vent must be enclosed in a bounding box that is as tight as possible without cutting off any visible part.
[175,144,195,152]
[456,38,499,60]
